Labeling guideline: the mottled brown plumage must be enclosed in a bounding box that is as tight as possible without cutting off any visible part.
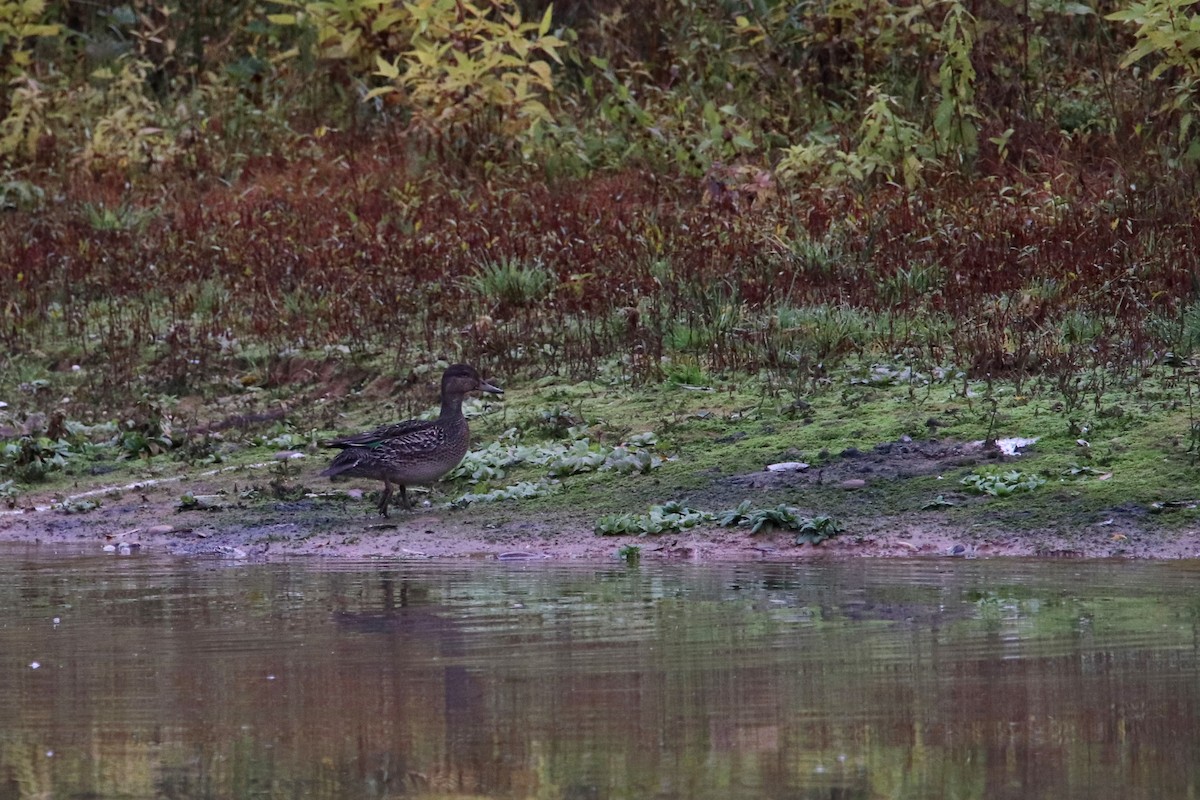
[321,364,503,516]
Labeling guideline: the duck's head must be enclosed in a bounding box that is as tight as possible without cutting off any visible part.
[443,363,504,396]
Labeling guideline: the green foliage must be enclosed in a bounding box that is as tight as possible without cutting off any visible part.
[0,0,60,78]
[1108,0,1200,80]
[776,84,935,188]
[0,74,49,160]
[465,257,553,310]
[856,87,932,188]
[1108,0,1200,157]
[391,0,564,141]
[922,495,956,510]
[82,200,157,233]
[597,499,842,543]
[0,436,71,482]
[618,544,640,564]
[545,437,663,477]
[960,469,1046,496]
[932,1,980,163]
[774,304,874,361]
[86,57,181,171]
[116,394,177,459]
[448,431,662,483]
[450,479,558,507]
[794,515,843,545]
[53,496,100,514]
[275,0,565,149]
[118,428,174,458]
[717,499,842,542]
[596,501,714,535]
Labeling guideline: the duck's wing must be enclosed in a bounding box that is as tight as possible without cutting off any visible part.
[320,421,448,478]
[326,419,431,449]
[372,423,448,455]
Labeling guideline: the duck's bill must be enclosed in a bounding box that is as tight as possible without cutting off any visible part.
[481,381,504,394]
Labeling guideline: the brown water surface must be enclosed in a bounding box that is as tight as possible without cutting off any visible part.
[1,545,1199,799]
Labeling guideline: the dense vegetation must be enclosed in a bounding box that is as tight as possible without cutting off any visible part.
[5,0,1200,521]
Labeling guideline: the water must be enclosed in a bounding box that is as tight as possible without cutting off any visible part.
[2,546,1199,800]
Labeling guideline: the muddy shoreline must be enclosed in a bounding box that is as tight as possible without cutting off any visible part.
[3,450,1199,562]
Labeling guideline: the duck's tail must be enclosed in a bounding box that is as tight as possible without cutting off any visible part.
[320,448,364,478]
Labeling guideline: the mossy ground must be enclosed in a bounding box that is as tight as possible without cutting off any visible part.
[4,354,1200,560]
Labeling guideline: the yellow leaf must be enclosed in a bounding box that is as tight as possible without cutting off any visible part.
[23,23,59,37]
[540,35,565,63]
[267,13,298,25]
[529,59,552,87]
[364,85,396,101]
[375,54,400,79]
[539,4,553,36]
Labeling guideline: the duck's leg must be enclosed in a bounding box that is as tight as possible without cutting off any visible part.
[378,480,393,518]
[398,485,410,510]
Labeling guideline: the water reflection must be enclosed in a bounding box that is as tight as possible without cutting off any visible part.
[0,547,1198,799]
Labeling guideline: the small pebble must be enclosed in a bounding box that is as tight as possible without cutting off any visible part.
[839,479,867,490]
[766,461,809,472]
[147,525,174,535]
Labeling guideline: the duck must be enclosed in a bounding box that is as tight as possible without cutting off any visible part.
[321,363,503,516]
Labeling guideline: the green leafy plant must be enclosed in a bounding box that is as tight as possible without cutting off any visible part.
[960,469,1046,496]
[450,479,559,507]
[931,1,980,163]
[618,544,641,564]
[717,500,841,543]
[54,497,100,514]
[81,56,180,172]
[465,257,554,310]
[118,428,174,459]
[82,200,157,233]
[595,501,714,535]
[922,495,956,510]
[274,0,565,149]
[795,515,842,545]
[0,436,71,482]
[1107,0,1200,158]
